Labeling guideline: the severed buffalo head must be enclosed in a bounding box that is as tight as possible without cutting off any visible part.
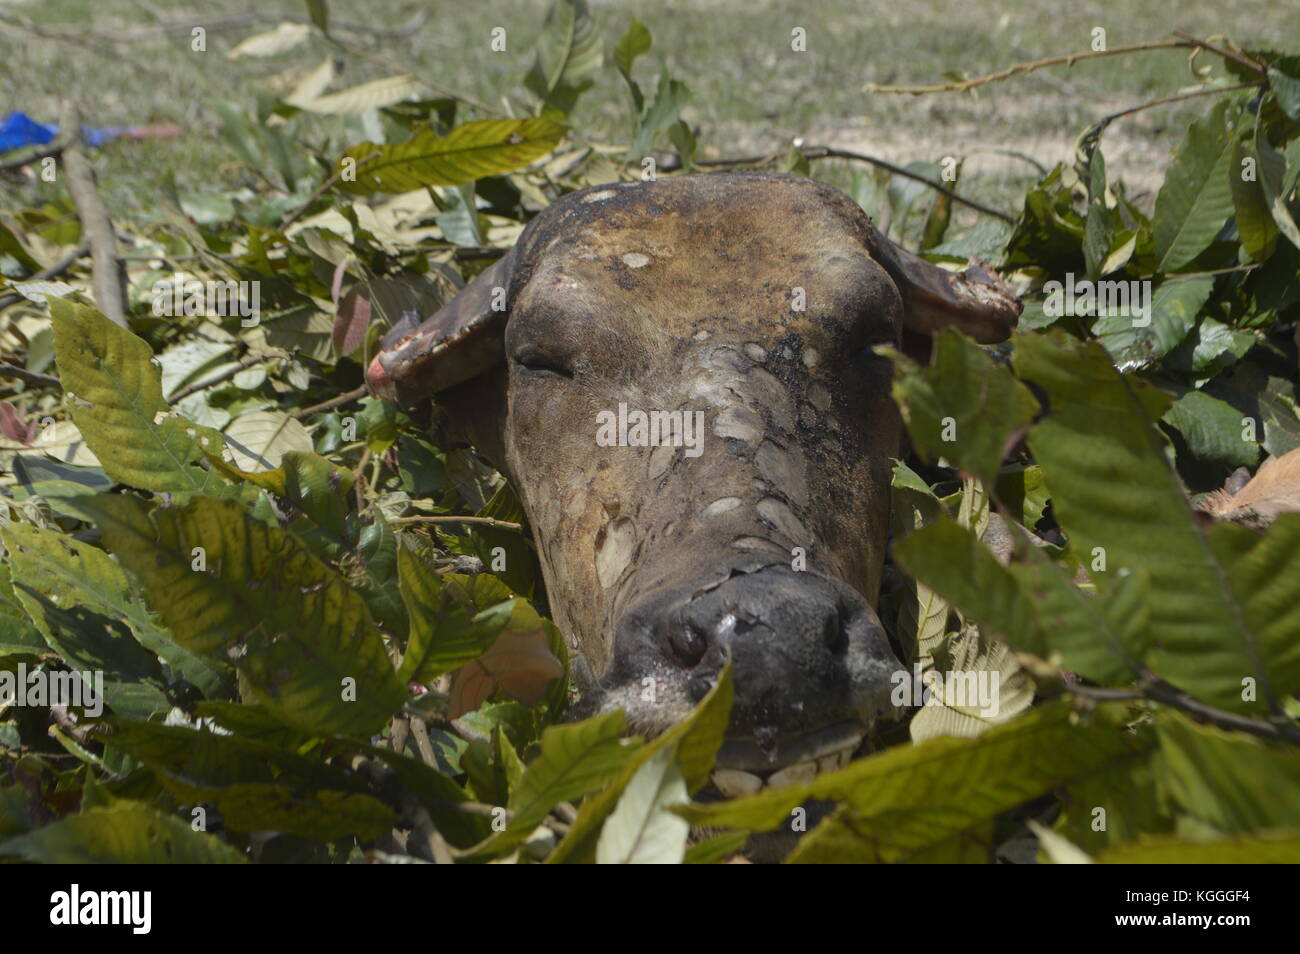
[368,172,1019,793]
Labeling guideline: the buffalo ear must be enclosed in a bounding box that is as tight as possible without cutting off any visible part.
[863,224,1021,345]
[366,250,517,405]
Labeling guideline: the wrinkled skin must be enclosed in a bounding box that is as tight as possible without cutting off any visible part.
[371,172,1020,779]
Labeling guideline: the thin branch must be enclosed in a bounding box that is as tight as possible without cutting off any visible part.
[864,39,1203,94]
[407,716,440,769]
[292,384,369,419]
[58,102,128,328]
[389,515,523,532]
[685,146,1017,222]
[1171,31,1268,79]
[0,363,61,389]
[1086,81,1261,139]
[280,154,379,229]
[0,239,90,312]
[1069,681,1300,746]
[169,349,287,403]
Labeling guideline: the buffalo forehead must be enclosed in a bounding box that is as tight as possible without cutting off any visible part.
[514,175,895,340]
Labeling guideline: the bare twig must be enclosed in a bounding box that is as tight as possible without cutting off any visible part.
[280,154,380,229]
[680,146,1017,222]
[864,39,1204,95]
[292,384,369,419]
[1069,680,1300,746]
[1086,81,1261,139]
[407,716,440,769]
[169,349,287,403]
[1171,31,1268,79]
[0,239,90,312]
[58,103,128,328]
[0,363,61,390]
[390,515,523,532]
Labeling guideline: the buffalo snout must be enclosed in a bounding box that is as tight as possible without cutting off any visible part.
[585,559,903,793]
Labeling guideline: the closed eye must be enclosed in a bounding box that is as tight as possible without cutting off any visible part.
[512,347,575,379]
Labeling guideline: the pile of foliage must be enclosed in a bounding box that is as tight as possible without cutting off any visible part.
[1,2,1298,862]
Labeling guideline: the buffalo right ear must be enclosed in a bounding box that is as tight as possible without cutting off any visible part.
[863,223,1021,345]
[366,249,517,406]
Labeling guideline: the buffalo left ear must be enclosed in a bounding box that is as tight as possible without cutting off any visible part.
[864,224,1021,344]
[366,249,518,406]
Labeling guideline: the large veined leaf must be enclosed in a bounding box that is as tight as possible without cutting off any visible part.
[1015,333,1300,712]
[459,708,636,859]
[524,0,603,119]
[338,119,567,196]
[397,547,513,682]
[1153,98,1238,272]
[221,411,314,472]
[1156,714,1300,832]
[548,662,732,864]
[102,719,394,840]
[1,523,229,699]
[887,329,1038,488]
[907,624,1034,742]
[595,745,690,864]
[612,18,652,115]
[894,518,1145,685]
[0,801,246,863]
[1093,274,1214,372]
[628,66,690,160]
[0,562,54,654]
[675,702,1155,863]
[72,494,406,737]
[1163,388,1262,468]
[1095,830,1300,863]
[1230,135,1279,262]
[49,298,237,497]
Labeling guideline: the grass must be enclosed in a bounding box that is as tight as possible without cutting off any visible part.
[2,0,1297,233]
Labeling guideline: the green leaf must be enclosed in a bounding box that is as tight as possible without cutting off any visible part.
[1163,389,1262,468]
[676,702,1155,864]
[1153,99,1238,272]
[221,410,314,472]
[498,709,635,852]
[1096,830,1300,863]
[1094,274,1213,372]
[683,830,750,864]
[613,18,651,79]
[1157,713,1300,832]
[76,494,405,736]
[547,661,732,864]
[612,18,651,116]
[1230,135,1278,262]
[628,66,689,160]
[0,802,246,863]
[1,522,229,700]
[887,329,1038,487]
[1082,145,1113,279]
[595,744,690,864]
[1015,333,1300,712]
[397,547,513,682]
[338,118,567,196]
[304,0,329,34]
[48,298,235,496]
[524,0,603,119]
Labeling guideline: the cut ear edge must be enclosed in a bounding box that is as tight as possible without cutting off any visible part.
[898,255,1022,344]
[864,221,1021,344]
[365,251,516,405]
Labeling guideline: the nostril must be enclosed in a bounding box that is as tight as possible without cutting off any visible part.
[824,607,849,654]
[668,625,708,667]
